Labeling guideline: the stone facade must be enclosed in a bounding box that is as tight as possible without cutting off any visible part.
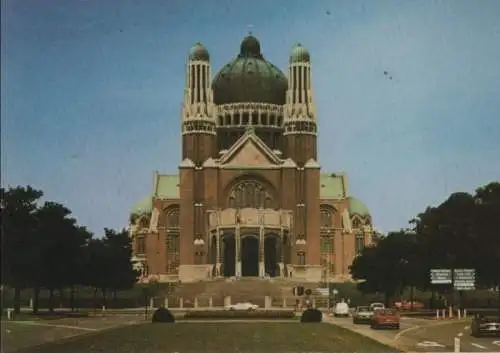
[129,35,374,283]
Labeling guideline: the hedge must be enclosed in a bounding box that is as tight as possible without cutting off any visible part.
[184,310,296,319]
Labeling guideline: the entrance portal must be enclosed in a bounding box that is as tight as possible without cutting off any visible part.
[241,236,259,277]
[264,235,278,277]
[222,235,235,277]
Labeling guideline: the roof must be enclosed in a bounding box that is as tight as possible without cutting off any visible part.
[154,174,180,199]
[189,42,209,61]
[347,196,371,217]
[290,43,310,63]
[130,195,153,216]
[212,35,288,105]
[320,173,347,199]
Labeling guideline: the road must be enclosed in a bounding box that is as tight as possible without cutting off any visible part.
[327,316,500,352]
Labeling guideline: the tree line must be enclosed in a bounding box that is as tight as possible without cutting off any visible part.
[350,181,500,307]
[1,186,139,314]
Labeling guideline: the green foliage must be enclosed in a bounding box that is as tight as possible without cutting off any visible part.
[350,181,500,305]
[0,185,140,313]
[300,308,322,323]
[183,310,296,319]
[152,307,175,323]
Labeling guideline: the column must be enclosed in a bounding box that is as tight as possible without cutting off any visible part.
[259,225,265,277]
[216,229,221,277]
[235,226,241,277]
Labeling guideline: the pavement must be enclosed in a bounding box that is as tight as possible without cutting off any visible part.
[325,315,500,352]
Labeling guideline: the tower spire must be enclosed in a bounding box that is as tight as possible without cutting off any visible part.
[284,43,317,165]
[181,42,216,164]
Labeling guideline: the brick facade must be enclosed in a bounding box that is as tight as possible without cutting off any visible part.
[129,36,374,283]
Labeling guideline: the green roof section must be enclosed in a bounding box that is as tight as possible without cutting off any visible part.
[155,174,180,199]
[189,42,209,61]
[320,173,346,199]
[131,195,153,216]
[212,35,288,105]
[347,196,370,217]
[290,43,310,63]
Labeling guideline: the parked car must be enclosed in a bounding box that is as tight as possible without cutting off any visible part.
[471,314,500,337]
[352,306,374,324]
[333,302,350,317]
[394,300,425,310]
[369,302,385,311]
[370,309,400,330]
[225,302,258,311]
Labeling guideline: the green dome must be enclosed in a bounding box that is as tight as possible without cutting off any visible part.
[347,197,370,217]
[189,42,209,61]
[131,195,153,216]
[290,43,310,63]
[212,35,288,105]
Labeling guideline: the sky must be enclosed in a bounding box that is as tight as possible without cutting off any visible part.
[2,0,499,236]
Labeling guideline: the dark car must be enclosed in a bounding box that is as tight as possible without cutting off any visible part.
[471,314,500,337]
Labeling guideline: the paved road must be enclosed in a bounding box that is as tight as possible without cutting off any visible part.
[328,316,500,352]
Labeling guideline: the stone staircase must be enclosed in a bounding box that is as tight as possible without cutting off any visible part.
[163,278,323,308]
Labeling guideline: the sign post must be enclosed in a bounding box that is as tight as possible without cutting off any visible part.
[430,269,452,285]
[453,269,475,291]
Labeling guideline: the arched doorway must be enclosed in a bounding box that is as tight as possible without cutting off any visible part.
[241,235,259,277]
[222,234,235,277]
[264,235,278,277]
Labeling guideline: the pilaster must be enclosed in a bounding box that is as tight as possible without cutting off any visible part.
[304,158,321,265]
[179,158,195,265]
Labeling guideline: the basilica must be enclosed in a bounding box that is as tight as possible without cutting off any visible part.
[129,35,374,283]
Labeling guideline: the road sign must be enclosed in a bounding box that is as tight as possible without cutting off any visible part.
[454,268,475,290]
[430,269,452,284]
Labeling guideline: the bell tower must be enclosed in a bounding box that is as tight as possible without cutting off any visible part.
[179,43,216,272]
[181,42,216,164]
[284,43,321,267]
[283,43,317,165]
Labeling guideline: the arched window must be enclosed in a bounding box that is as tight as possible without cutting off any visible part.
[166,207,180,228]
[355,233,365,253]
[320,207,334,228]
[139,216,150,229]
[227,180,272,208]
[352,217,362,229]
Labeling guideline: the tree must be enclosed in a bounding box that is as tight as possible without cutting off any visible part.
[350,230,417,307]
[1,186,43,313]
[103,228,139,304]
[473,182,500,307]
[82,237,109,308]
[33,202,82,311]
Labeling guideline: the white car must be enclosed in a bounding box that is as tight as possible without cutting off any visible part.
[333,302,350,317]
[370,302,385,311]
[226,302,259,311]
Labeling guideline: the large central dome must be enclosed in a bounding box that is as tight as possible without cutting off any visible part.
[212,35,288,105]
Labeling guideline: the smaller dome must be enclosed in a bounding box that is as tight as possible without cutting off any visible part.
[189,42,209,61]
[347,197,370,217]
[131,195,153,216]
[290,43,310,63]
[240,35,262,58]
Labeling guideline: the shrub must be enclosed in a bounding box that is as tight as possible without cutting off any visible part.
[184,310,296,319]
[300,308,322,323]
[152,307,175,323]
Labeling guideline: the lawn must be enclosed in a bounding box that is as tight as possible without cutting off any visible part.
[15,322,397,353]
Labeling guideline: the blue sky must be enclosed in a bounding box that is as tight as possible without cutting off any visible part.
[2,0,499,236]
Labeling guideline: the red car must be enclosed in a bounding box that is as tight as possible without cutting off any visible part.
[370,309,400,330]
[394,300,425,310]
